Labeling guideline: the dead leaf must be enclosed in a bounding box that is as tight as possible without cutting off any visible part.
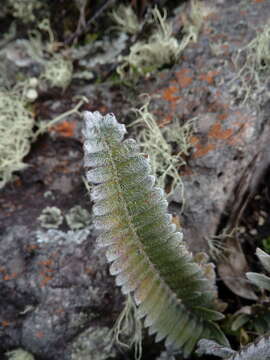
[218,238,258,300]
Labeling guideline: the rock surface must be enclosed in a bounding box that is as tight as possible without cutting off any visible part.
[1,0,270,359]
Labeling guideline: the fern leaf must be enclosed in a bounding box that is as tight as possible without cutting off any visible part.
[83,111,228,357]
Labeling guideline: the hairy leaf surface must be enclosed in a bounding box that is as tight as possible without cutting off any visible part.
[83,111,228,356]
[197,336,270,359]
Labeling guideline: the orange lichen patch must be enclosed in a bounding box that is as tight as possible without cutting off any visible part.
[204,13,220,21]
[162,86,179,102]
[190,136,200,145]
[1,320,10,327]
[36,331,44,338]
[55,308,65,314]
[14,178,22,187]
[176,68,193,88]
[39,259,53,267]
[98,105,108,113]
[26,244,39,252]
[3,272,17,281]
[208,122,233,140]
[217,113,229,121]
[41,275,53,287]
[211,33,227,41]
[40,268,54,275]
[199,70,220,85]
[38,256,55,287]
[172,214,181,229]
[180,167,193,176]
[159,114,173,128]
[207,101,230,113]
[253,0,265,3]
[193,143,216,158]
[50,121,76,137]
[85,267,95,275]
[226,123,250,146]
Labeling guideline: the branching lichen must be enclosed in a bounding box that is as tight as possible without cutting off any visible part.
[5,348,35,360]
[232,23,270,104]
[111,4,141,35]
[112,294,143,360]
[0,87,35,189]
[7,0,43,23]
[24,19,73,91]
[42,54,73,90]
[131,96,193,198]
[117,7,192,78]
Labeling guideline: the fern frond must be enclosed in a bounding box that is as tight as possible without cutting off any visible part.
[83,111,228,357]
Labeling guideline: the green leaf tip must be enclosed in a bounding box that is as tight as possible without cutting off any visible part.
[83,111,227,356]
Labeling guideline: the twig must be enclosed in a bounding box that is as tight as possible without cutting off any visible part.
[65,0,115,45]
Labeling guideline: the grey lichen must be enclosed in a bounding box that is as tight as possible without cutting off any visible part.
[6,0,43,23]
[71,33,128,70]
[5,348,35,360]
[38,207,63,229]
[71,326,116,360]
[36,228,91,245]
[131,97,194,198]
[65,205,91,230]
[117,7,193,78]
[42,54,73,90]
[232,23,270,104]
[0,87,35,189]
[111,4,141,35]
[112,294,143,360]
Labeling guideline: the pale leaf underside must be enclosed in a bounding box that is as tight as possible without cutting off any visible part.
[197,336,270,360]
[83,111,228,357]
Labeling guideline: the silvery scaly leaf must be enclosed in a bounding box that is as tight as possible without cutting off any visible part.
[196,339,235,358]
[256,248,270,273]
[246,272,270,291]
[228,336,270,360]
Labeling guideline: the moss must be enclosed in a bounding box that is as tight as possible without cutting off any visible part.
[65,205,91,230]
[38,207,63,229]
[5,349,35,360]
[71,326,116,360]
